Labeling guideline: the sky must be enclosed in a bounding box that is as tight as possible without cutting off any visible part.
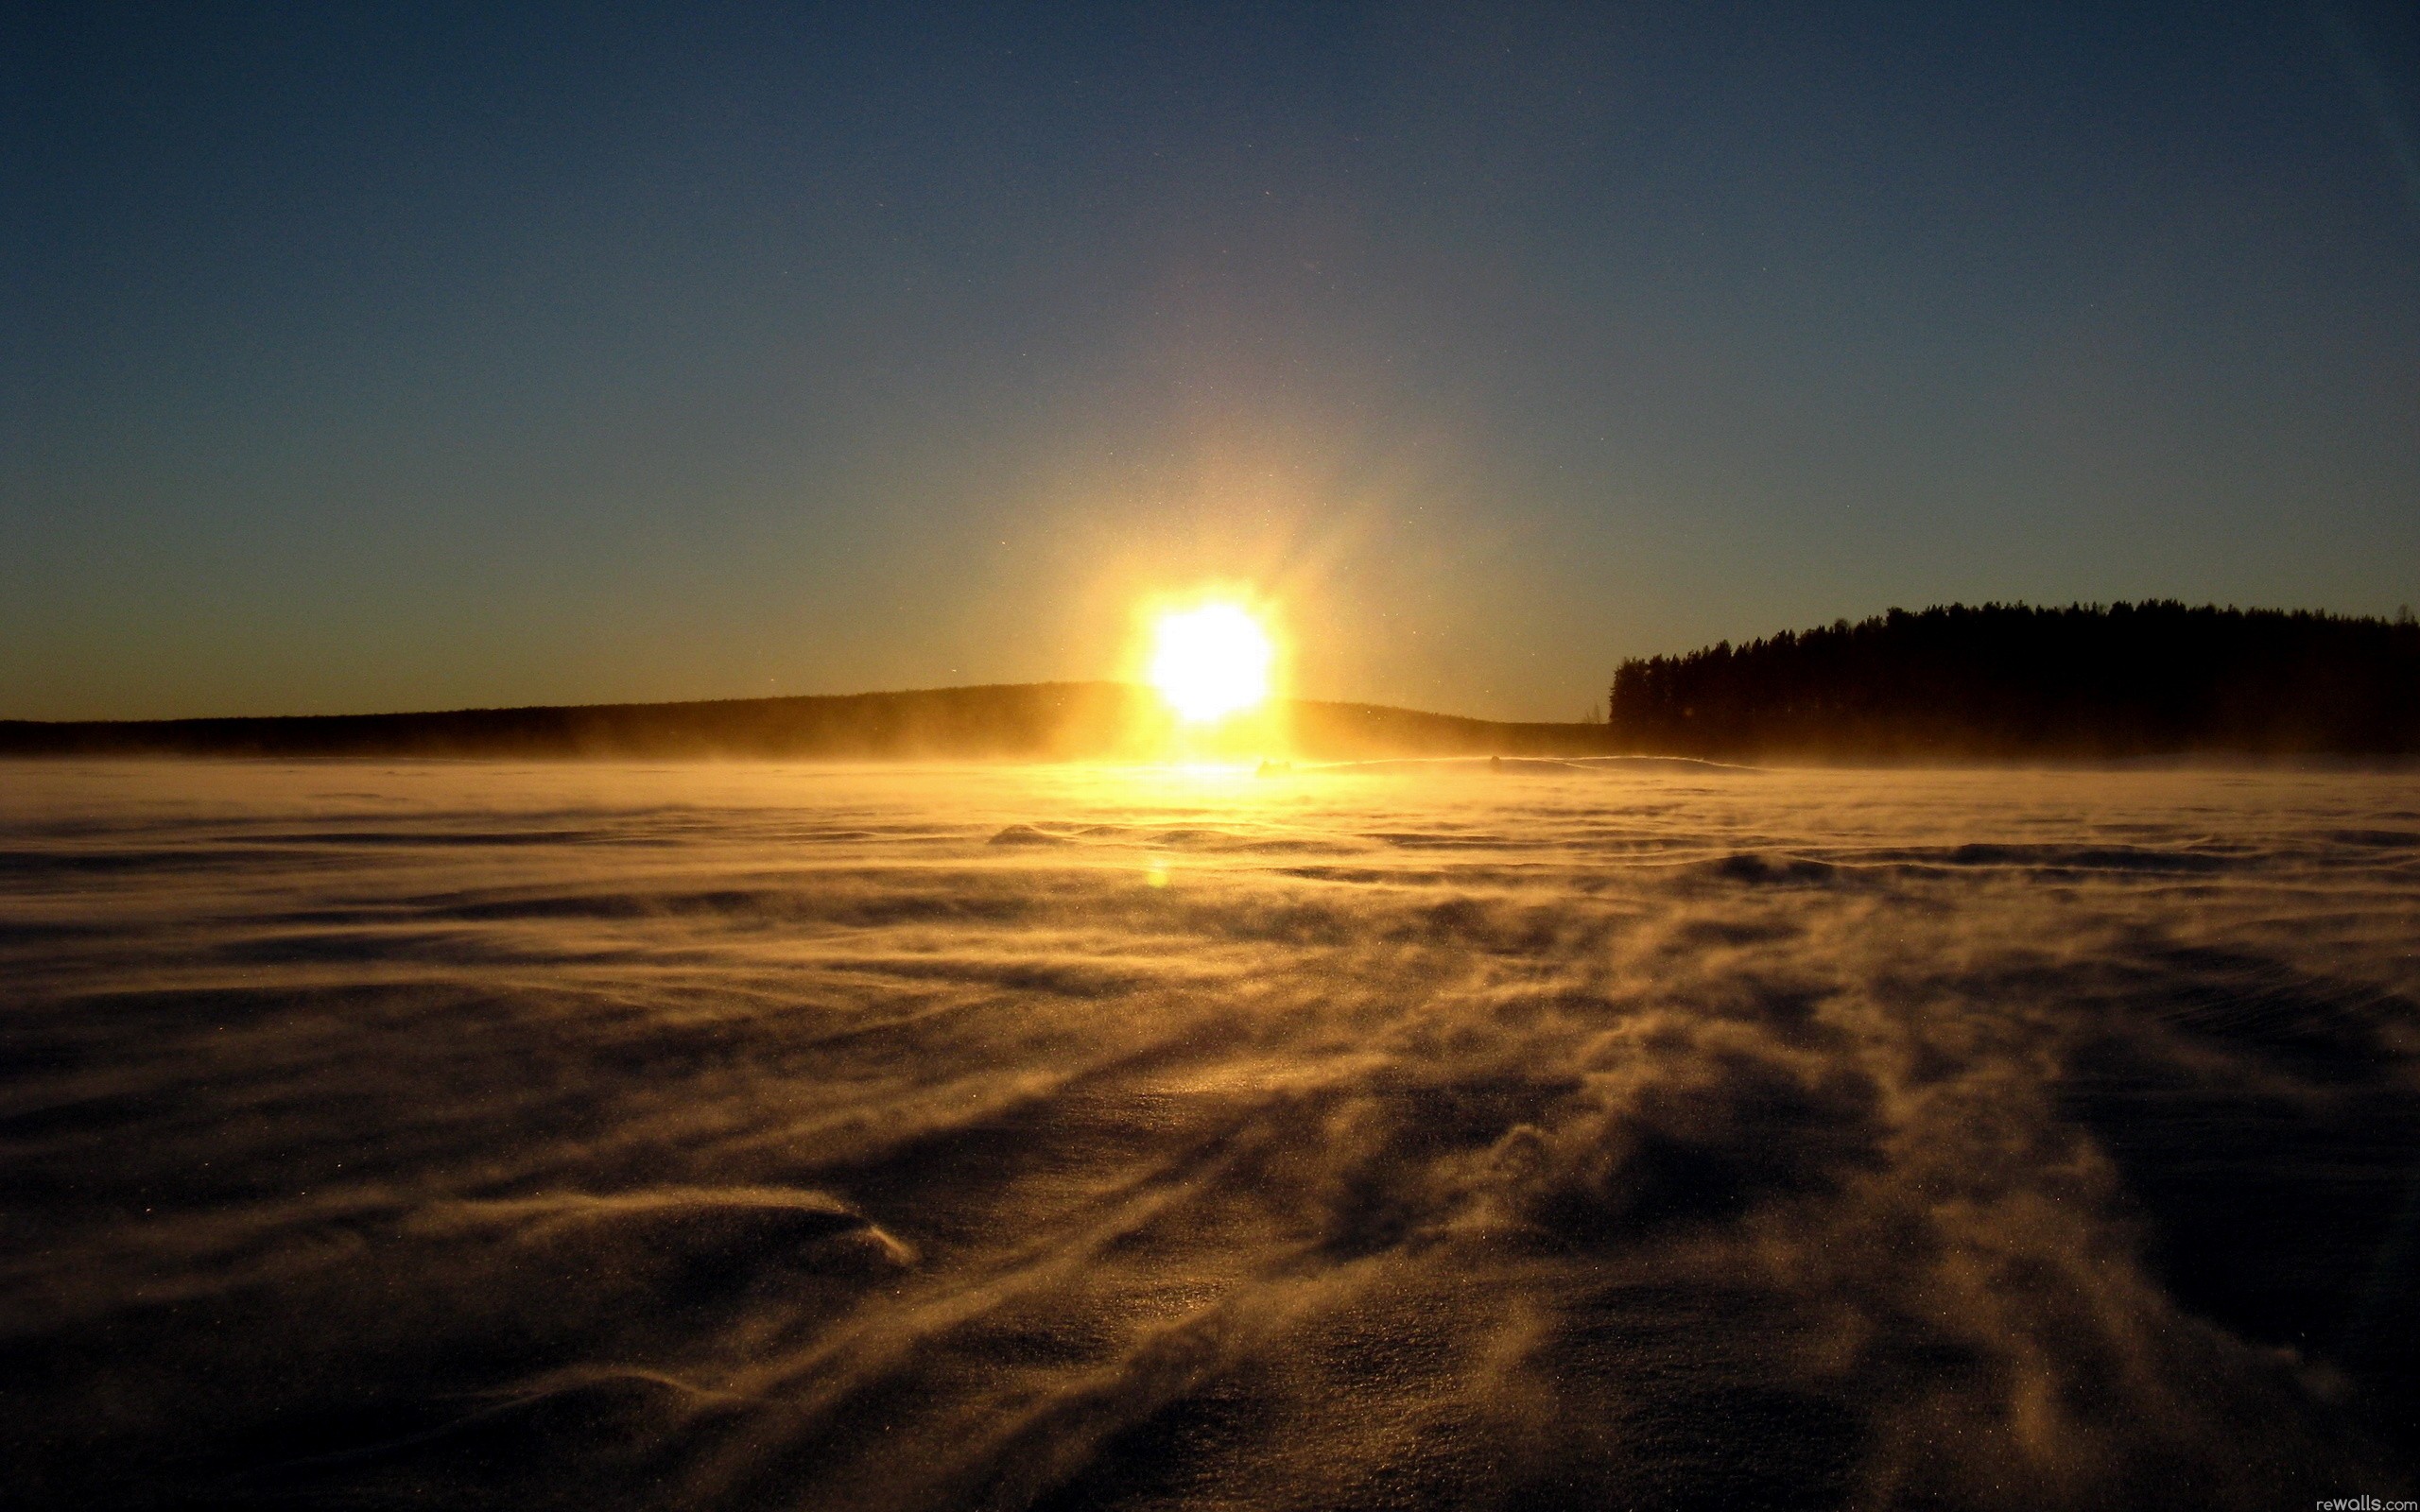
[4,2,2417,722]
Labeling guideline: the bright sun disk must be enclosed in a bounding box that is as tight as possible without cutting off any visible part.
[1147,603,1274,723]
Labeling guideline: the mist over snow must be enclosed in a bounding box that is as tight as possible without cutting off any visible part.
[3,761,2416,1508]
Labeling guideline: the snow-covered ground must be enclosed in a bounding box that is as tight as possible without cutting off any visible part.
[5,760,2415,1507]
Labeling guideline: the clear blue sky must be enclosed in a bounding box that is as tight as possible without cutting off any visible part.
[6,2,2415,720]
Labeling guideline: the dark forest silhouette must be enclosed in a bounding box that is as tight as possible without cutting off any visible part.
[1611,602,2420,759]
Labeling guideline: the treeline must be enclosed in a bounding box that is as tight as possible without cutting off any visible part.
[1610,603,2420,759]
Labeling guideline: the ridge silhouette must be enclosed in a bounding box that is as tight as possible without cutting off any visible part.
[0,683,1602,761]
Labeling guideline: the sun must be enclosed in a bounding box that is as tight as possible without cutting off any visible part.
[1147,603,1274,723]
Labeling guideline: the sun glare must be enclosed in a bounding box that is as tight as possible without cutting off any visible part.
[1147,603,1274,723]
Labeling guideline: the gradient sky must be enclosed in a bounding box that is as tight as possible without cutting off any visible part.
[6,2,2416,721]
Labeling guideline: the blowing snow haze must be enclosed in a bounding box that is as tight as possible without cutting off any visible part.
[6,761,2420,1508]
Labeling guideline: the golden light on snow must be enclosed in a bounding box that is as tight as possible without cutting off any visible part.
[1146,603,1275,723]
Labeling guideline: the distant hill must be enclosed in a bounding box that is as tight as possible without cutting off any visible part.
[1610,603,2420,760]
[0,682,1609,762]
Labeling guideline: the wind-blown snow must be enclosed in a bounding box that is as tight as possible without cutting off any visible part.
[3,760,2415,1508]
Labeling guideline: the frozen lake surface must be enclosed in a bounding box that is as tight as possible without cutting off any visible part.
[3,760,2416,1508]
